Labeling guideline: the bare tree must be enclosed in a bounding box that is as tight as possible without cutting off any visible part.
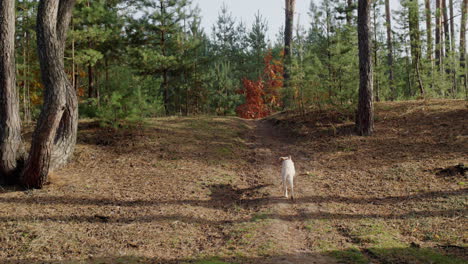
[283,0,296,86]
[21,0,78,188]
[356,0,374,136]
[0,0,24,183]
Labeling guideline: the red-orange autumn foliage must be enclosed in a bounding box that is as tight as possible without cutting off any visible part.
[236,50,284,119]
[236,78,270,119]
[263,50,284,109]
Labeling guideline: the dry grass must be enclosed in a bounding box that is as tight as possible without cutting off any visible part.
[0,99,466,263]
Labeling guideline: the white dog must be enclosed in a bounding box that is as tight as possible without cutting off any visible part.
[280,156,295,200]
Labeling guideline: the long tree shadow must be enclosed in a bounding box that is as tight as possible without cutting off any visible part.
[0,187,465,208]
[0,208,465,225]
[0,246,466,264]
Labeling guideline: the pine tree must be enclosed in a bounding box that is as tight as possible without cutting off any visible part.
[246,11,269,79]
[127,0,193,115]
[356,0,374,136]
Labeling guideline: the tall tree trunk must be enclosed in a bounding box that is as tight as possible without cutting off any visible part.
[283,0,295,86]
[373,1,380,102]
[356,0,374,136]
[50,0,79,170]
[405,41,413,96]
[436,0,443,69]
[25,31,31,123]
[408,0,425,96]
[461,0,467,94]
[449,0,455,52]
[159,1,170,115]
[385,0,396,100]
[424,0,435,90]
[425,0,433,62]
[21,0,78,188]
[71,18,76,92]
[0,0,24,183]
[449,0,457,95]
[442,0,451,58]
[326,8,332,98]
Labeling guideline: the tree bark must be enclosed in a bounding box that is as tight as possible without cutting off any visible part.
[50,0,79,171]
[373,1,380,102]
[461,0,467,70]
[449,0,455,53]
[449,0,457,95]
[385,0,395,100]
[442,0,451,58]
[461,0,467,94]
[436,0,443,69]
[21,0,77,188]
[425,0,433,61]
[0,0,24,183]
[356,0,374,136]
[283,0,295,86]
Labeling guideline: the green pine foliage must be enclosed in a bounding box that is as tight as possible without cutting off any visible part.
[12,0,468,126]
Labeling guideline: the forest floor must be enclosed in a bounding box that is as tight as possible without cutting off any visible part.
[0,99,467,264]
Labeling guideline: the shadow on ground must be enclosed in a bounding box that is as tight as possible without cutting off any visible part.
[1,246,466,264]
[0,187,465,224]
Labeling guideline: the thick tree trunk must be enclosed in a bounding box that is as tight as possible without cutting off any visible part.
[356,0,374,136]
[283,0,295,86]
[21,0,77,188]
[50,0,78,171]
[385,0,395,100]
[0,0,24,183]
[436,0,443,69]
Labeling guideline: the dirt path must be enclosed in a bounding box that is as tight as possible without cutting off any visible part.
[245,120,337,264]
